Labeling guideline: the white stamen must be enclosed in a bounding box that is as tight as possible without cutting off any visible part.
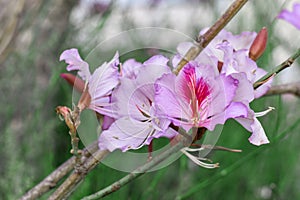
[181,147,219,169]
[255,107,275,117]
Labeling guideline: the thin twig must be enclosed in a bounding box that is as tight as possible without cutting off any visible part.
[173,0,249,75]
[48,149,109,200]
[19,141,98,200]
[254,48,300,89]
[264,82,300,97]
[81,142,185,200]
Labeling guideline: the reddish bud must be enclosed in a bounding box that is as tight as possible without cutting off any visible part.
[217,61,223,72]
[56,106,71,119]
[60,73,85,93]
[249,27,268,61]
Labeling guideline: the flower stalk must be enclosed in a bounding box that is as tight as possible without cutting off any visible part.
[254,48,300,89]
[56,105,82,165]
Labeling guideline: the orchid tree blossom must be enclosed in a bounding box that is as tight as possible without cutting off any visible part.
[216,41,273,145]
[217,41,272,99]
[98,55,177,152]
[173,28,257,68]
[278,2,300,30]
[155,61,247,132]
[59,48,119,116]
[173,28,273,146]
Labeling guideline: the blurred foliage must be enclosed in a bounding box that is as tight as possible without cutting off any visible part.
[0,0,300,199]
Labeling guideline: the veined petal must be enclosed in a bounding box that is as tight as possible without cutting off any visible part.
[137,59,171,85]
[121,58,143,79]
[200,28,256,60]
[59,48,91,81]
[235,105,270,146]
[248,118,270,145]
[110,77,140,118]
[98,117,154,152]
[230,73,254,102]
[155,73,192,130]
[205,101,248,131]
[218,43,258,82]
[88,62,119,98]
[88,53,119,115]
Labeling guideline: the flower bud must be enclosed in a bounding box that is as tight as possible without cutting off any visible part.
[249,27,268,61]
[60,73,85,93]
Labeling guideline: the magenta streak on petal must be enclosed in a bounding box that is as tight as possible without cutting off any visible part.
[182,64,211,124]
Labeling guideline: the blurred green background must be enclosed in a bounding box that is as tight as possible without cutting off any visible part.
[1,0,300,199]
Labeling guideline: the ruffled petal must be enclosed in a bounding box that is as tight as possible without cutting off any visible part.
[98,117,154,152]
[230,73,254,102]
[205,101,248,131]
[59,48,91,81]
[121,59,143,79]
[248,118,270,145]
[235,105,270,146]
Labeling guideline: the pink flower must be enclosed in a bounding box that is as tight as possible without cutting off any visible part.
[173,29,273,146]
[216,43,272,145]
[173,28,257,68]
[217,41,273,98]
[59,48,119,115]
[155,62,247,132]
[278,3,300,30]
[98,55,177,152]
[235,104,273,145]
[120,58,143,79]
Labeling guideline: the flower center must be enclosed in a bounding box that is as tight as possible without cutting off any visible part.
[183,65,211,125]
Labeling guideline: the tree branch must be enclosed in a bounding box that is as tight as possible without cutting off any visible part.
[82,141,185,200]
[264,82,300,97]
[173,0,249,75]
[254,48,300,89]
[19,141,99,200]
[48,149,109,200]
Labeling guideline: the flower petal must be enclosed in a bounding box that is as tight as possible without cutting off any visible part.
[235,105,270,146]
[88,52,120,115]
[121,58,143,79]
[155,73,192,130]
[59,48,91,81]
[278,3,300,30]
[248,118,270,145]
[98,117,155,152]
[143,55,169,66]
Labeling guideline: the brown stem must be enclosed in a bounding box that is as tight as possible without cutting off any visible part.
[173,0,249,75]
[264,82,300,97]
[254,48,300,89]
[82,141,185,200]
[48,149,109,200]
[19,141,98,200]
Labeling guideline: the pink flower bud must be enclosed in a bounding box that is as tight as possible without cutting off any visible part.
[249,27,268,61]
[60,73,85,93]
